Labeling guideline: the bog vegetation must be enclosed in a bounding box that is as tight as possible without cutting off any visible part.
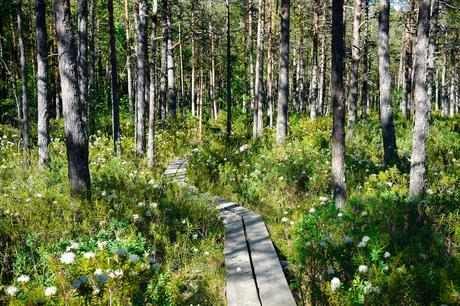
[0,0,459,305]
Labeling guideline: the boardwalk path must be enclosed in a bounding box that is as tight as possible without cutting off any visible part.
[164,158,296,306]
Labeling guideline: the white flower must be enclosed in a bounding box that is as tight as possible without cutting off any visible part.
[305,241,312,247]
[290,221,295,226]
[6,285,19,296]
[384,251,391,259]
[60,252,76,264]
[109,269,123,278]
[361,211,368,217]
[137,202,145,207]
[192,248,198,253]
[281,217,289,222]
[148,179,155,185]
[319,196,328,202]
[34,193,44,198]
[129,254,140,263]
[182,219,186,224]
[278,176,284,181]
[362,236,370,243]
[44,286,57,297]
[239,144,249,152]
[358,241,367,248]
[309,207,316,214]
[337,213,343,218]
[69,241,80,250]
[83,252,95,259]
[344,237,353,244]
[283,211,289,215]
[17,275,30,283]
[115,248,128,256]
[327,268,335,275]
[97,241,107,250]
[133,214,139,221]
[150,202,158,209]
[203,251,210,256]
[101,190,107,197]
[330,277,341,292]
[358,265,368,273]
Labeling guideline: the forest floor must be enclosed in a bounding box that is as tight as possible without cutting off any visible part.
[0,111,459,305]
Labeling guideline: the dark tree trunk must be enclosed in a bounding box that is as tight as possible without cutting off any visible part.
[135,0,147,154]
[347,0,361,134]
[78,0,88,126]
[276,0,290,145]
[226,0,232,139]
[401,0,414,118]
[331,0,346,208]
[190,0,196,116]
[409,0,431,199]
[17,0,30,158]
[54,0,91,197]
[361,0,369,119]
[36,0,49,168]
[148,1,158,167]
[108,0,120,154]
[378,0,399,166]
[163,0,176,118]
[125,0,133,110]
[88,0,95,133]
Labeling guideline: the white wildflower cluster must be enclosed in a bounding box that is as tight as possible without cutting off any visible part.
[358,235,370,248]
[330,277,341,292]
[358,264,368,273]
[17,275,30,283]
[364,283,381,294]
[60,252,76,264]
[44,286,57,297]
[309,207,316,214]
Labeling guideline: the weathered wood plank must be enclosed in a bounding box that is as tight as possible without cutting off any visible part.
[223,213,261,306]
[243,213,296,306]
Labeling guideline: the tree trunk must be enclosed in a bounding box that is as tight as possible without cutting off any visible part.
[88,0,95,133]
[125,0,133,110]
[401,0,414,118]
[248,1,255,112]
[310,0,319,120]
[409,0,431,199]
[148,1,158,167]
[163,0,176,118]
[135,0,147,154]
[209,24,217,120]
[276,0,290,145]
[426,0,438,115]
[54,0,91,197]
[331,0,346,208]
[253,0,265,139]
[36,0,49,168]
[78,0,88,126]
[17,0,30,158]
[378,0,399,166]
[159,33,167,124]
[441,52,448,116]
[319,4,327,116]
[347,0,361,135]
[108,0,120,154]
[226,0,232,139]
[190,0,196,116]
[361,0,369,119]
[179,18,185,115]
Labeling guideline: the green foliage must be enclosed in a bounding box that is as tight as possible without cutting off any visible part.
[0,115,225,305]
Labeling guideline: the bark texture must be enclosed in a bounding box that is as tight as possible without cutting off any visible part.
[347,0,361,134]
[78,0,88,126]
[331,0,346,208]
[135,0,147,154]
[54,0,91,197]
[108,0,120,154]
[378,0,398,165]
[36,0,49,168]
[276,0,290,144]
[409,0,431,199]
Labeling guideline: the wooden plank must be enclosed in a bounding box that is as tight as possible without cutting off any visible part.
[223,213,261,306]
[242,213,296,306]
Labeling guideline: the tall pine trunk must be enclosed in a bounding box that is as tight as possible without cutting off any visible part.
[409,0,431,199]
[163,0,176,118]
[401,0,414,118]
[78,0,88,126]
[276,0,290,145]
[135,0,147,154]
[253,0,265,139]
[378,0,399,166]
[88,0,95,133]
[108,0,120,154]
[190,0,196,116]
[54,0,91,197]
[36,0,49,168]
[361,0,369,119]
[125,0,133,110]
[347,0,361,134]
[148,1,158,167]
[226,0,232,139]
[426,0,439,113]
[331,0,346,208]
[310,0,319,120]
[17,0,30,158]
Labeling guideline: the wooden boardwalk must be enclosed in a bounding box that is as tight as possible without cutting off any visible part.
[164,158,296,306]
